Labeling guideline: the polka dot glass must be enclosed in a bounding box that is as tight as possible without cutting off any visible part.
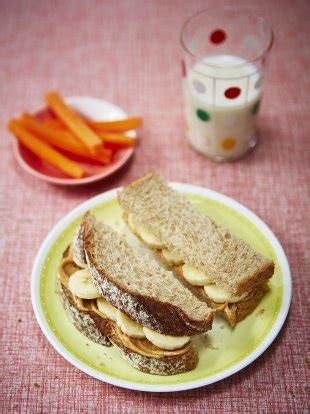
[180,8,273,162]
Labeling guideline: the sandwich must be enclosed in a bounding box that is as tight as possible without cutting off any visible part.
[118,173,275,327]
[58,212,214,375]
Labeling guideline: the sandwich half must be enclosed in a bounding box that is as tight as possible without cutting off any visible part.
[58,212,214,375]
[118,172,275,327]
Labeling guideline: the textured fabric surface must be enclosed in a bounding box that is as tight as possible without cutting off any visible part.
[1,0,309,412]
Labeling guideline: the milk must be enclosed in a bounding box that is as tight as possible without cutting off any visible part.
[183,55,262,161]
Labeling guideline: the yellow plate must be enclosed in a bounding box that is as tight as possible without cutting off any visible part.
[31,184,291,392]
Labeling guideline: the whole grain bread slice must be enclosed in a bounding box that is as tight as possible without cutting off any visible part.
[59,247,198,375]
[118,173,274,295]
[75,212,214,336]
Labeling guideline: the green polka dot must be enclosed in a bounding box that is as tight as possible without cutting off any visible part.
[252,100,260,115]
[196,109,210,121]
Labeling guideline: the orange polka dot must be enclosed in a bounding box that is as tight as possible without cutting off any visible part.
[221,137,236,150]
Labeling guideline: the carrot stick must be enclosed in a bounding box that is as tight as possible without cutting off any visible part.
[98,132,137,148]
[44,116,142,133]
[43,118,68,130]
[88,116,142,132]
[8,120,84,178]
[21,113,85,152]
[45,92,102,154]
[96,147,113,159]
[19,113,110,164]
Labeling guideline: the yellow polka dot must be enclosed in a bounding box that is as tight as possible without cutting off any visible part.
[221,137,236,150]
[185,121,189,131]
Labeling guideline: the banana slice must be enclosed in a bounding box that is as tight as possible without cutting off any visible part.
[139,227,163,248]
[162,249,183,265]
[143,327,190,350]
[182,264,213,286]
[72,254,88,269]
[68,269,101,299]
[96,298,117,321]
[204,284,249,303]
[128,213,140,231]
[116,310,146,338]
[128,214,163,248]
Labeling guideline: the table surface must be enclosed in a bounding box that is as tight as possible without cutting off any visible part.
[1,0,309,412]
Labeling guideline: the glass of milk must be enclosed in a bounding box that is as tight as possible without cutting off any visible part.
[180,8,274,161]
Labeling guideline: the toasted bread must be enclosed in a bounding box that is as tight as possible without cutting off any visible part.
[58,247,198,375]
[118,173,274,296]
[77,212,214,337]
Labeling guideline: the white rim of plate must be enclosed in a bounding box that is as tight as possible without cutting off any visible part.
[31,183,292,392]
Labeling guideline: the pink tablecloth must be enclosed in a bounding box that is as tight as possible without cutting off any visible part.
[1,0,309,412]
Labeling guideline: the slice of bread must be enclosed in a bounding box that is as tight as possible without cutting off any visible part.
[118,173,274,295]
[59,247,198,375]
[76,212,213,337]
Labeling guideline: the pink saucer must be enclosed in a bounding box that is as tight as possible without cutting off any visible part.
[12,96,136,186]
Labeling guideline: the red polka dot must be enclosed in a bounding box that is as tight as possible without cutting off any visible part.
[224,87,241,99]
[181,60,186,77]
[210,29,226,44]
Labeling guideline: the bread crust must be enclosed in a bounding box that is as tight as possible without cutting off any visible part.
[61,285,112,346]
[79,213,214,336]
[118,173,275,295]
[232,265,273,296]
[73,218,87,267]
[59,249,199,375]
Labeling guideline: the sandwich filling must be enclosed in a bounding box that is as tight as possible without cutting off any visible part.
[60,246,192,355]
[127,214,251,304]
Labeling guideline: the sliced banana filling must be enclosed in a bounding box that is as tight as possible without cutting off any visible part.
[116,310,145,338]
[182,264,249,303]
[204,284,249,303]
[182,264,213,286]
[162,249,183,265]
[115,311,191,349]
[128,214,163,248]
[68,265,190,350]
[68,269,102,299]
[143,327,190,350]
[97,297,117,321]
